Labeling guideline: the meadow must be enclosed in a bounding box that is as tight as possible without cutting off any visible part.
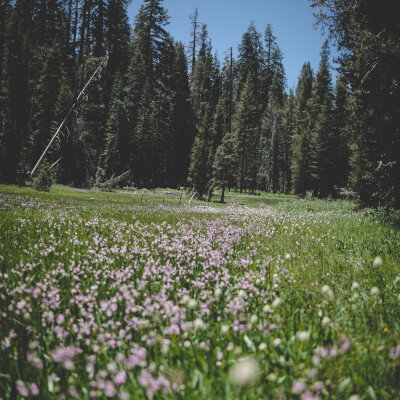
[0,185,399,399]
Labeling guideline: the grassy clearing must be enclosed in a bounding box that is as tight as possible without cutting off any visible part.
[0,185,399,399]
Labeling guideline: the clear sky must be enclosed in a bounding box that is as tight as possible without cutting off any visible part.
[127,0,338,90]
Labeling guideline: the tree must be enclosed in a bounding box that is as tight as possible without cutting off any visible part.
[310,0,400,207]
[308,41,335,197]
[291,62,313,196]
[212,134,237,203]
[188,24,219,198]
[188,8,200,72]
[234,76,259,193]
[332,75,350,189]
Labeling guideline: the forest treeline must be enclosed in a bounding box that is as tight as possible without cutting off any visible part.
[0,0,399,207]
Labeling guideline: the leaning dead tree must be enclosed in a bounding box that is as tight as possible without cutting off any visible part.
[30,55,108,177]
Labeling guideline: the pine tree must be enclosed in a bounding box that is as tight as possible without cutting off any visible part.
[188,24,219,198]
[212,134,237,203]
[101,74,126,177]
[263,24,277,104]
[0,0,37,183]
[291,62,314,196]
[309,41,334,197]
[332,75,350,189]
[188,8,200,72]
[281,90,295,192]
[169,42,194,187]
[234,76,259,193]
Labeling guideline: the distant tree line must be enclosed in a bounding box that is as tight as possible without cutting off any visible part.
[0,0,399,207]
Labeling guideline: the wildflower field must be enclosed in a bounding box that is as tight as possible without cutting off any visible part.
[1,185,399,400]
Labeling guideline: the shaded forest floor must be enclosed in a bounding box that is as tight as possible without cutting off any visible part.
[1,185,400,399]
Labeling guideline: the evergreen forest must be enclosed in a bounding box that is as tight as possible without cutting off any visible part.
[0,0,399,208]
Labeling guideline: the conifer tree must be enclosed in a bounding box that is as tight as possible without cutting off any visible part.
[169,42,194,187]
[281,90,295,192]
[234,76,260,193]
[212,134,237,203]
[188,24,219,198]
[291,62,313,195]
[332,75,350,189]
[309,41,334,197]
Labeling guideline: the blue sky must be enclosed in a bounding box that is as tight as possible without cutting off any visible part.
[127,0,338,90]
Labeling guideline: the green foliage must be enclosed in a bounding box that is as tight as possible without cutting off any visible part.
[32,160,53,191]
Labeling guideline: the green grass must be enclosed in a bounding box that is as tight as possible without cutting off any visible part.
[1,185,399,399]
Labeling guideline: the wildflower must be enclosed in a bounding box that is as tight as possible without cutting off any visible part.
[302,393,320,400]
[371,287,379,296]
[285,253,291,260]
[214,288,222,298]
[187,299,197,309]
[348,395,360,400]
[321,316,330,327]
[373,256,383,267]
[30,383,39,396]
[273,338,282,347]
[351,282,360,291]
[267,373,277,381]
[296,331,310,342]
[307,368,317,380]
[258,343,267,351]
[263,304,273,313]
[292,380,307,394]
[250,314,258,324]
[321,285,334,299]
[272,297,282,308]
[114,370,127,386]
[16,381,29,397]
[193,318,204,330]
[228,357,259,386]
[321,285,330,294]
[221,325,229,334]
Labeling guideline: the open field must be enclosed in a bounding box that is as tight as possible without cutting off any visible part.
[1,185,400,399]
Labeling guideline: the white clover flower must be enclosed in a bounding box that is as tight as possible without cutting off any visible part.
[349,395,361,400]
[272,297,282,309]
[237,289,246,298]
[187,299,197,309]
[371,287,379,296]
[273,338,282,347]
[221,325,230,334]
[193,318,205,330]
[296,331,310,342]
[228,357,259,386]
[250,314,258,324]
[351,282,360,291]
[258,343,267,351]
[214,288,222,298]
[321,316,330,327]
[285,253,291,260]
[263,304,273,313]
[183,340,191,348]
[373,256,383,267]
[181,295,190,304]
[321,284,331,294]
[267,373,277,382]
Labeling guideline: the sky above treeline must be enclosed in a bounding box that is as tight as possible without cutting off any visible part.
[127,0,339,90]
